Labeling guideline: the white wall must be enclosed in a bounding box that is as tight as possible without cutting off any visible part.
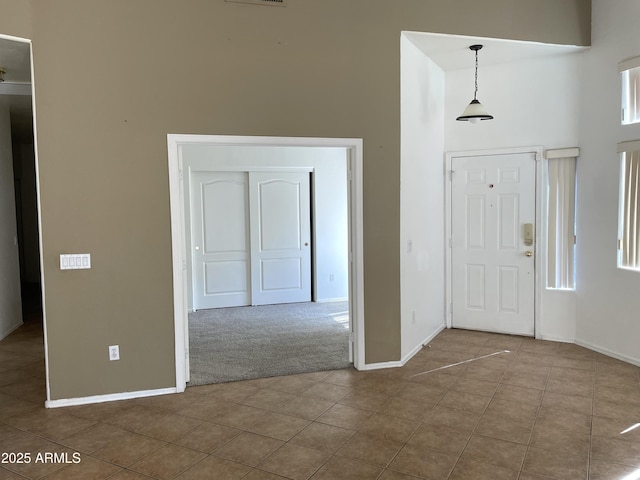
[400,34,446,360]
[181,144,349,310]
[0,98,23,340]
[445,52,583,343]
[445,54,583,153]
[400,35,584,357]
[312,153,349,302]
[575,0,640,366]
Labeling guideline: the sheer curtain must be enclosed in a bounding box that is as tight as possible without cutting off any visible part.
[547,156,576,289]
[620,149,640,269]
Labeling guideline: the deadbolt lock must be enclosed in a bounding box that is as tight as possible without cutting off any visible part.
[524,223,534,246]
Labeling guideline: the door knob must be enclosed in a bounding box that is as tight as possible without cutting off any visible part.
[525,251,533,257]
[195,245,200,251]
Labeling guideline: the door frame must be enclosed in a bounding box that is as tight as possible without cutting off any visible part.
[444,146,543,337]
[167,134,364,392]
[0,33,49,403]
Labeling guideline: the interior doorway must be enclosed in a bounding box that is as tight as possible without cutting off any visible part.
[184,162,347,384]
[0,34,42,342]
[167,135,365,391]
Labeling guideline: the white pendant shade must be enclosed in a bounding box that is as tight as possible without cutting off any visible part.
[456,99,494,122]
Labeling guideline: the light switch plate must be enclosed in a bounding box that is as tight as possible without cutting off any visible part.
[60,254,91,270]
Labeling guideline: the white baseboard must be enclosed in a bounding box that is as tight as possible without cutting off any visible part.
[0,321,24,342]
[358,360,404,370]
[358,324,446,371]
[536,334,574,344]
[575,338,640,367]
[315,297,349,303]
[401,324,446,364]
[45,387,178,409]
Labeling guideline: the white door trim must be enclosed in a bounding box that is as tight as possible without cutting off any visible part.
[167,135,365,392]
[0,33,50,406]
[444,146,543,338]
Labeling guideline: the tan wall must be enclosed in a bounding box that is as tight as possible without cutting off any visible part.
[0,0,32,39]
[24,0,590,399]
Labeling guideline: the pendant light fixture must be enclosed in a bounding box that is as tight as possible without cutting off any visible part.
[456,44,493,123]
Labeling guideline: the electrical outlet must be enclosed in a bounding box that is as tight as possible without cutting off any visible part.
[108,345,120,361]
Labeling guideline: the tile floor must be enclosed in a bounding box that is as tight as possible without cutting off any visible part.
[1,317,640,480]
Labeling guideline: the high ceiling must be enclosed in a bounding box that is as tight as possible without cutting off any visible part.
[0,36,33,143]
[0,36,31,82]
[404,32,588,71]
[0,32,589,145]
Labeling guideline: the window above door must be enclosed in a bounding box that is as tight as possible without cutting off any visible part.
[620,56,640,125]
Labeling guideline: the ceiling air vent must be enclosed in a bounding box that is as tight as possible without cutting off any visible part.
[225,0,287,6]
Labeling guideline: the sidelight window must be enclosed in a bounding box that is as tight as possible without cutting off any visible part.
[618,142,640,271]
[546,149,578,289]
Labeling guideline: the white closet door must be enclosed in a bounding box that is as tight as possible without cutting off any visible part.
[191,172,250,310]
[249,172,311,306]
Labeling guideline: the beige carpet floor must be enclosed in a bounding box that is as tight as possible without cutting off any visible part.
[188,301,351,385]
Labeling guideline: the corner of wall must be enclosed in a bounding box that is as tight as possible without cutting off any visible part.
[400,34,446,359]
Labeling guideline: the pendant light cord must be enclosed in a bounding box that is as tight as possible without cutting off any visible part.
[474,48,479,101]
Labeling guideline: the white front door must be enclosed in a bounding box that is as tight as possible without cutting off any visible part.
[450,152,536,336]
[191,172,251,310]
[249,172,312,306]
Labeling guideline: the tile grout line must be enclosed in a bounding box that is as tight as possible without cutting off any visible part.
[521,345,558,480]
[509,340,538,480]
[330,369,410,479]
[443,340,505,480]
[487,340,535,480]
[586,356,595,480]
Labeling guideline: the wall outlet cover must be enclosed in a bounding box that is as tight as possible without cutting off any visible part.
[108,345,120,361]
